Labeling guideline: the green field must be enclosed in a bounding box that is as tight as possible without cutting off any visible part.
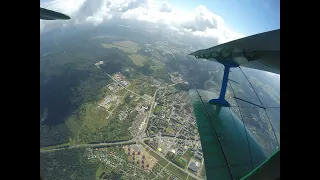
[153,105,162,115]
[128,54,147,66]
[166,164,188,180]
[182,149,194,163]
[165,127,174,134]
[187,176,198,180]
[66,103,109,143]
[115,88,127,96]
[101,41,139,54]
[148,149,169,167]
[95,165,104,180]
[161,174,171,180]
[113,41,139,50]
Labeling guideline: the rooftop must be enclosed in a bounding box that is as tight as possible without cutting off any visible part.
[188,161,199,172]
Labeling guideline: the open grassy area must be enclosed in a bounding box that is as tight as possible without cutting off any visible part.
[182,149,194,163]
[165,127,174,134]
[153,105,162,115]
[115,88,127,96]
[80,104,109,129]
[101,41,139,54]
[148,149,169,167]
[95,164,104,180]
[161,174,171,180]
[66,103,109,143]
[187,176,198,180]
[113,41,139,49]
[128,54,147,66]
[166,164,188,180]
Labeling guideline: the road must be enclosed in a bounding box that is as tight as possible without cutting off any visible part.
[140,87,162,136]
[40,139,139,153]
[139,83,179,137]
[41,43,201,178]
[105,73,151,102]
[143,141,202,180]
[100,91,128,128]
[41,135,199,153]
[41,135,202,180]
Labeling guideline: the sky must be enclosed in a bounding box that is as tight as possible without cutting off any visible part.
[167,0,280,36]
[40,0,279,43]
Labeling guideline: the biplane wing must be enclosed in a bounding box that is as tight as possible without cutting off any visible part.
[189,89,267,179]
[190,29,280,75]
[40,7,71,20]
[189,29,280,180]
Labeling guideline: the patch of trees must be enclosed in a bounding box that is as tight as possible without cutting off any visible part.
[40,54,115,146]
[40,148,99,180]
[40,124,69,147]
[101,171,123,180]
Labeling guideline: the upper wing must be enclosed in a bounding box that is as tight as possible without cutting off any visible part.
[40,7,71,20]
[190,29,280,75]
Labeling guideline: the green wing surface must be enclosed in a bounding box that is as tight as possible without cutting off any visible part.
[190,89,267,180]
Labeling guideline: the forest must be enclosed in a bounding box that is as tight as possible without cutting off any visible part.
[40,148,99,180]
[40,28,171,147]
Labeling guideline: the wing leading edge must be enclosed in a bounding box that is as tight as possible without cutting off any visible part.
[190,29,280,75]
[40,7,71,20]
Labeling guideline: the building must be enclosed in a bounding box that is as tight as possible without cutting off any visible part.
[171,149,176,154]
[177,148,183,156]
[121,81,129,87]
[195,154,203,161]
[104,96,111,105]
[188,161,199,173]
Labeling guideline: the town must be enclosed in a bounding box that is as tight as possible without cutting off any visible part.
[87,69,206,179]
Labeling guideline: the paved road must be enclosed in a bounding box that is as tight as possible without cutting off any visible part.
[41,44,201,179]
[41,136,202,179]
[139,83,179,137]
[142,141,202,180]
[105,73,151,102]
[40,139,138,153]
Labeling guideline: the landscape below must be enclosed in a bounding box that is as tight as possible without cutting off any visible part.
[40,25,279,180]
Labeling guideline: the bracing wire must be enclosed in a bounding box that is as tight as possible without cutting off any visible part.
[218,65,255,170]
[227,80,254,170]
[238,67,280,147]
[195,89,234,180]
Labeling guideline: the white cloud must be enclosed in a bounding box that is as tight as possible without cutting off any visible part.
[107,0,148,12]
[40,0,244,43]
[158,1,172,12]
[84,0,113,25]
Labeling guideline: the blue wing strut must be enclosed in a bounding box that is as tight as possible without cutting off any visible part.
[209,60,238,107]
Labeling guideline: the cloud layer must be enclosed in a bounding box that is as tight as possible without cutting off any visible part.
[40,0,244,44]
